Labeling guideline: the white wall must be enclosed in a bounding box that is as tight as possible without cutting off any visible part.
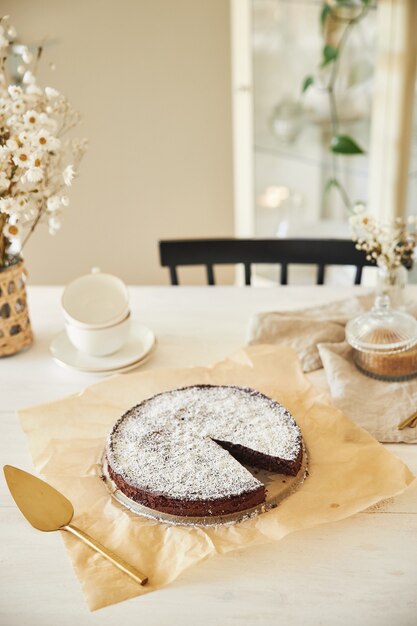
[2,0,234,284]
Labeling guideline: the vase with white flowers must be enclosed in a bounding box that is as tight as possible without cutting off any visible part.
[0,16,87,355]
[350,206,417,309]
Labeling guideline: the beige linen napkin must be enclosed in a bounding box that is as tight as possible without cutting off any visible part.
[318,342,417,443]
[248,295,376,372]
[248,294,417,373]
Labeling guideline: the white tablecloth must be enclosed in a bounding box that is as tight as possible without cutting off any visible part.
[1,286,416,626]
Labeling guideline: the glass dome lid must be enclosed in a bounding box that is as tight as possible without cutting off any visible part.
[345,296,417,354]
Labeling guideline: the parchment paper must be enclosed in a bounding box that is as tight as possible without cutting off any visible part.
[18,345,414,611]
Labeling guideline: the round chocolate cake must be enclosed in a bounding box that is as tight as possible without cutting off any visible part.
[106,385,303,517]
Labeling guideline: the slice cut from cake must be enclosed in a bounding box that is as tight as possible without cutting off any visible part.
[106,385,303,517]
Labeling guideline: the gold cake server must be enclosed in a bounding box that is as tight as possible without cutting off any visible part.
[3,465,148,585]
[398,410,417,430]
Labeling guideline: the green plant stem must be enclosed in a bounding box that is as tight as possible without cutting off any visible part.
[324,5,368,212]
[334,166,352,210]
[327,23,354,95]
[328,88,338,136]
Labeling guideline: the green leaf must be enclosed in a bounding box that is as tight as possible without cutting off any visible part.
[301,75,314,94]
[320,4,331,30]
[330,134,365,155]
[321,44,339,68]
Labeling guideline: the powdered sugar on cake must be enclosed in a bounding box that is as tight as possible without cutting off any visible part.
[106,385,302,501]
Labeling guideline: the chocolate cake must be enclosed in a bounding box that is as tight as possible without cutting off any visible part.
[106,385,303,517]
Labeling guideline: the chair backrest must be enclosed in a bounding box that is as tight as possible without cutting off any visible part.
[159,238,375,285]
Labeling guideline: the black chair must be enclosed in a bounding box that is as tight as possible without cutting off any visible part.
[159,238,375,286]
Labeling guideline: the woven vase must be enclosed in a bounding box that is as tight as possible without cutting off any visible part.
[0,258,33,356]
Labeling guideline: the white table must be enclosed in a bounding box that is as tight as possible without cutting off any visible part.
[1,286,416,626]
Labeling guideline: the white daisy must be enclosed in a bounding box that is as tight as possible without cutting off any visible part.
[23,109,40,127]
[7,85,23,100]
[30,153,43,168]
[45,86,59,99]
[0,197,16,214]
[11,101,25,116]
[46,195,61,212]
[33,129,61,152]
[63,164,75,186]
[3,222,21,239]
[21,47,33,64]
[18,130,33,145]
[6,233,20,256]
[22,70,36,85]
[12,148,31,168]
[24,166,44,183]
[32,129,51,150]
[25,84,42,96]
[48,215,61,235]
[15,197,29,213]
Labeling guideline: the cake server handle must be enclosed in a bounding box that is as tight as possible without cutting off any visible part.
[62,523,148,585]
[398,410,417,430]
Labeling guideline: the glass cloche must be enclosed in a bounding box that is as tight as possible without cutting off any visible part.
[345,295,417,381]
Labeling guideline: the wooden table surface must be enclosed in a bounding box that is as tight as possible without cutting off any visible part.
[1,286,416,626]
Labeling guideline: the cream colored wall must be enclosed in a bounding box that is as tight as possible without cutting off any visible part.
[2,0,234,284]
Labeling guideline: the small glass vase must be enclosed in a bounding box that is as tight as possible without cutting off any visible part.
[376,263,408,310]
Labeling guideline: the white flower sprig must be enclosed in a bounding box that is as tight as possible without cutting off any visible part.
[0,16,87,266]
[350,204,417,270]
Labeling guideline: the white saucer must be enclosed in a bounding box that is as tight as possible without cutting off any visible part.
[50,321,156,373]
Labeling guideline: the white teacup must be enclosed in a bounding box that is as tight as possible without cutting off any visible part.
[65,311,131,356]
[62,268,129,329]
[62,269,131,356]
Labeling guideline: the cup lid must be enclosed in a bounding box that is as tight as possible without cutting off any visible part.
[346,295,417,354]
[62,268,129,328]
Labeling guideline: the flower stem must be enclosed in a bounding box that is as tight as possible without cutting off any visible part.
[21,206,44,250]
[0,212,7,265]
